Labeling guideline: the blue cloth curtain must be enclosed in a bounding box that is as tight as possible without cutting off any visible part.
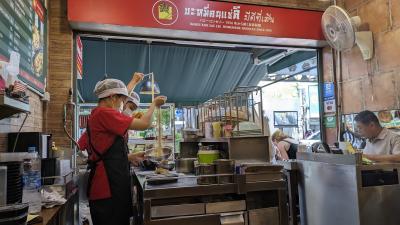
[78,38,269,104]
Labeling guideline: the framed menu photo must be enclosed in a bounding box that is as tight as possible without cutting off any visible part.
[273,111,298,127]
[0,0,47,93]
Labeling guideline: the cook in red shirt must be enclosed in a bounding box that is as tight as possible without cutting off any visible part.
[78,73,166,225]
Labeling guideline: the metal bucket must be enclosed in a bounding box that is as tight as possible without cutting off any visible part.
[196,164,216,185]
[215,159,235,184]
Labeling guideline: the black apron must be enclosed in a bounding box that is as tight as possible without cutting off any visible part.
[86,125,133,225]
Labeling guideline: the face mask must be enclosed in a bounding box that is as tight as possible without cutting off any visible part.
[123,108,133,116]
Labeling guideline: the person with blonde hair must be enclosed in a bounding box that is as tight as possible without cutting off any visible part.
[271,129,298,160]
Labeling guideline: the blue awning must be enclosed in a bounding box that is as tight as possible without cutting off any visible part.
[78,38,316,105]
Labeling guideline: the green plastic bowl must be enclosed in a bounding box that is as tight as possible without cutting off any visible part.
[198,150,220,164]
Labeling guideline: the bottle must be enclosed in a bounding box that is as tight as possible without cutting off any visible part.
[51,141,64,158]
[51,142,57,151]
[22,146,42,214]
[198,142,203,151]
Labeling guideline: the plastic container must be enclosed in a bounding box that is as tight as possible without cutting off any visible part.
[204,122,213,139]
[22,147,42,214]
[41,158,56,185]
[0,203,29,225]
[0,166,6,206]
[198,150,219,164]
[0,162,22,205]
[212,122,222,139]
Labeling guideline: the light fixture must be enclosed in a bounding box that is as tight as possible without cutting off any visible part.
[289,65,297,72]
[139,42,160,100]
[103,37,108,79]
[302,62,311,70]
[140,73,160,98]
[254,50,298,66]
[311,58,317,65]
[295,74,303,81]
[263,73,277,81]
[139,44,163,156]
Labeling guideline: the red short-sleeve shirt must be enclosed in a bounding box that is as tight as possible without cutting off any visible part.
[78,107,133,200]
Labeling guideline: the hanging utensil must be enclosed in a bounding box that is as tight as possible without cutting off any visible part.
[145,107,173,162]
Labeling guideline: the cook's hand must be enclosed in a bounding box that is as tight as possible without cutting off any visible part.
[128,151,146,166]
[131,72,144,84]
[153,96,167,107]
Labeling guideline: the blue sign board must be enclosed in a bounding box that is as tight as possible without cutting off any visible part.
[323,82,335,100]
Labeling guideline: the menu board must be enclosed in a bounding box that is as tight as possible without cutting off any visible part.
[0,0,47,93]
[342,110,400,131]
[376,110,400,129]
[273,111,298,128]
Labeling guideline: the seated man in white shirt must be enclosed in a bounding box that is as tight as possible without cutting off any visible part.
[355,110,400,162]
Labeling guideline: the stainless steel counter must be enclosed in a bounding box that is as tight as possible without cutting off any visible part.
[135,171,286,198]
[132,169,288,225]
[297,152,400,225]
[136,174,236,199]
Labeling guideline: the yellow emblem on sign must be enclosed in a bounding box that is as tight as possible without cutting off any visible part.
[158,2,172,20]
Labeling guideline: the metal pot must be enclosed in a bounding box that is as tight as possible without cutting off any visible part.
[183,130,198,140]
[175,158,196,173]
[196,163,216,185]
[214,159,235,184]
[145,146,173,162]
[159,160,175,171]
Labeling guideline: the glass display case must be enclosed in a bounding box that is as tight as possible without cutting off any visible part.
[128,103,176,155]
[198,86,264,138]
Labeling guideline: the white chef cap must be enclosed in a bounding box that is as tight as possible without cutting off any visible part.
[94,78,129,99]
[126,91,140,107]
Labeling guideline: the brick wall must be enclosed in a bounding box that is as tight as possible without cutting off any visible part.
[211,0,332,11]
[322,0,400,144]
[338,0,400,114]
[47,0,74,148]
[0,90,43,152]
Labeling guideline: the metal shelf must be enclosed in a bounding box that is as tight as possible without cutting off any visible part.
[199,138,228,143]
[180,138,229,143]
[128,139,174,145]
[0,94,30,119]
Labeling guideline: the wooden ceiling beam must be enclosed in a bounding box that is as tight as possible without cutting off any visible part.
[208,0,332,11]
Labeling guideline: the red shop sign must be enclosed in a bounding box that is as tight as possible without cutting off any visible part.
[68,0,324,41]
